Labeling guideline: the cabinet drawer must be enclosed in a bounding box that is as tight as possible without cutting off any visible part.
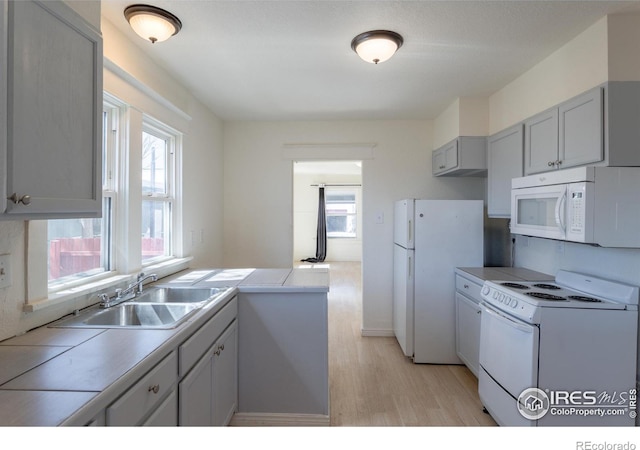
[455,275,482,302]
[106,351,178,426]
[179,296,238,377]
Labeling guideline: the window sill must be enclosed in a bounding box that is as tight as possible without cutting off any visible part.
[24,257,193,313]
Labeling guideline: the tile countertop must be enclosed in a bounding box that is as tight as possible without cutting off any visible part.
[0,267,329,426]
[455,266,554,284]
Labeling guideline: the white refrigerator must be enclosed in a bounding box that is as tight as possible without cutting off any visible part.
[393,199,484,364]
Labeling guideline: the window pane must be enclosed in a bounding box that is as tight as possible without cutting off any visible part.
[142,131,167,194]
[142,199,170,262]
[48,199,111,284]
[325,190,357,238]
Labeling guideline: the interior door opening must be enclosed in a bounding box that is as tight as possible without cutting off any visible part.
[292,161,362,267]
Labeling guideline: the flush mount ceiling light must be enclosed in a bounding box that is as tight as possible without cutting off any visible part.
[351,30,403,64]
[124,4,182,44]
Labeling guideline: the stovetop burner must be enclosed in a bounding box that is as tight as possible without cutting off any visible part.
[568,295,603,303]
[533,283,561,290]
[500,282,529,290]
[526,292,567,301]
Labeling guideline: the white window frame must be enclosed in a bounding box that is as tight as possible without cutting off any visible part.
[24,89,187,312]
[141,117,178,266]
[325,188,358,239]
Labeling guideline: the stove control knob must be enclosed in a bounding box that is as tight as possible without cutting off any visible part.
[481,286,490,296]
[504,296,512,306]
[511,299,518,308]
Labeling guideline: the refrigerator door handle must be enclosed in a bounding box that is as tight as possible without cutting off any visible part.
[408,219,413,245]
[408,255,412,280]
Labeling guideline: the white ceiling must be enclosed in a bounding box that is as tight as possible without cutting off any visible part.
[101,0,640,121]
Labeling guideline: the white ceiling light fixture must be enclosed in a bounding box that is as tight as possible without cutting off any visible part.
[124,4,182,44]
[351,30,404,64]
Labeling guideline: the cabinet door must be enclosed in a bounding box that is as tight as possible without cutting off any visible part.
[143,389,178,426]
[487,124,523,217]
[2,1,102,218]
[432,139,458,175]
[212,321,238,426]
[559,87,603,169]
[524,108,558,175]
[179,346,214,426]
[455,293,481,377]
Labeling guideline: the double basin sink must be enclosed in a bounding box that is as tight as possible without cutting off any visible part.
[50,287,233,330]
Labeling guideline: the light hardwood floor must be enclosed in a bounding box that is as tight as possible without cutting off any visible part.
[315,261,497,427]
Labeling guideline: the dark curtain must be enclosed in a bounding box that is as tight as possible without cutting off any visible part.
[301,186,327,263]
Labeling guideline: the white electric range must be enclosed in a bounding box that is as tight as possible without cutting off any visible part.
[479,270,639,426]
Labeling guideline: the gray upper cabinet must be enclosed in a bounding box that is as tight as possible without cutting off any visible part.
[524,108,559,175]
[487,124,523,218]
[432,136,487,177]
[0,0,102,220]
[559,87,603,169]
[524,87,605,175]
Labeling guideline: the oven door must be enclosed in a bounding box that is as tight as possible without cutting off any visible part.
[479,302,539,398]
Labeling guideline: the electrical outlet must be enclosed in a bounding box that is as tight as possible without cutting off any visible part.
[0,254,11,288]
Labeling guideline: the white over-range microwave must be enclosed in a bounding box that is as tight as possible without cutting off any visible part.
[510,166,640,248]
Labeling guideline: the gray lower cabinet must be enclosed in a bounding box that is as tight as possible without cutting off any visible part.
[106,351,178,426]
[455,274,483,378]
[0,0,102,219]
[487,124,523,218]
[212,322,238,426]
[143,390,178,426]
[179,320,237,426]
[178,297,238,426]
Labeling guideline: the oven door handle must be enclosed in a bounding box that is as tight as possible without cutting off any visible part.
[481,302,534,333]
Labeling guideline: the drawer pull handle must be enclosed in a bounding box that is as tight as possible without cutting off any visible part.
[214,349,221,356]
[464,284,469,289]
[219,344,224,351]
[148,384,160,394]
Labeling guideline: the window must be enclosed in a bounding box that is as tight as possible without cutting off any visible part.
[326,190,357,238]
[46,102,117,288]
[141,122,176,264]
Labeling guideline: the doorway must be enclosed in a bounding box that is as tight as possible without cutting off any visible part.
[292,161,363,265]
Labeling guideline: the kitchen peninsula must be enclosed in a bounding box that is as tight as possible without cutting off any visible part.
[0,267,330,426]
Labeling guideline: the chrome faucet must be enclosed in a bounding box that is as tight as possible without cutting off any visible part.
[98,272,158,308]
[135,272,158,295]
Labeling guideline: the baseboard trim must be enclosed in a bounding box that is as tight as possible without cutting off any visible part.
[230,412,330,427]
[360,328,395,337]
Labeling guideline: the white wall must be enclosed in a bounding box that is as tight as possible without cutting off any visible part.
[433,97,490,148]
[223,120,486,334]
[488,14,640,284]
[489,16,609,134]
[0,6,225,341]
[293,169,362,262]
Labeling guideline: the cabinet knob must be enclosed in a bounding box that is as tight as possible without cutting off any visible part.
[463,284,469,289]
[148,384,160,394]
[214,349,221,356]
[7,193,31,205]
[548,161,555,167]
[556,160,562,166]
[439,165,446,169]
[219,344,224,351]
